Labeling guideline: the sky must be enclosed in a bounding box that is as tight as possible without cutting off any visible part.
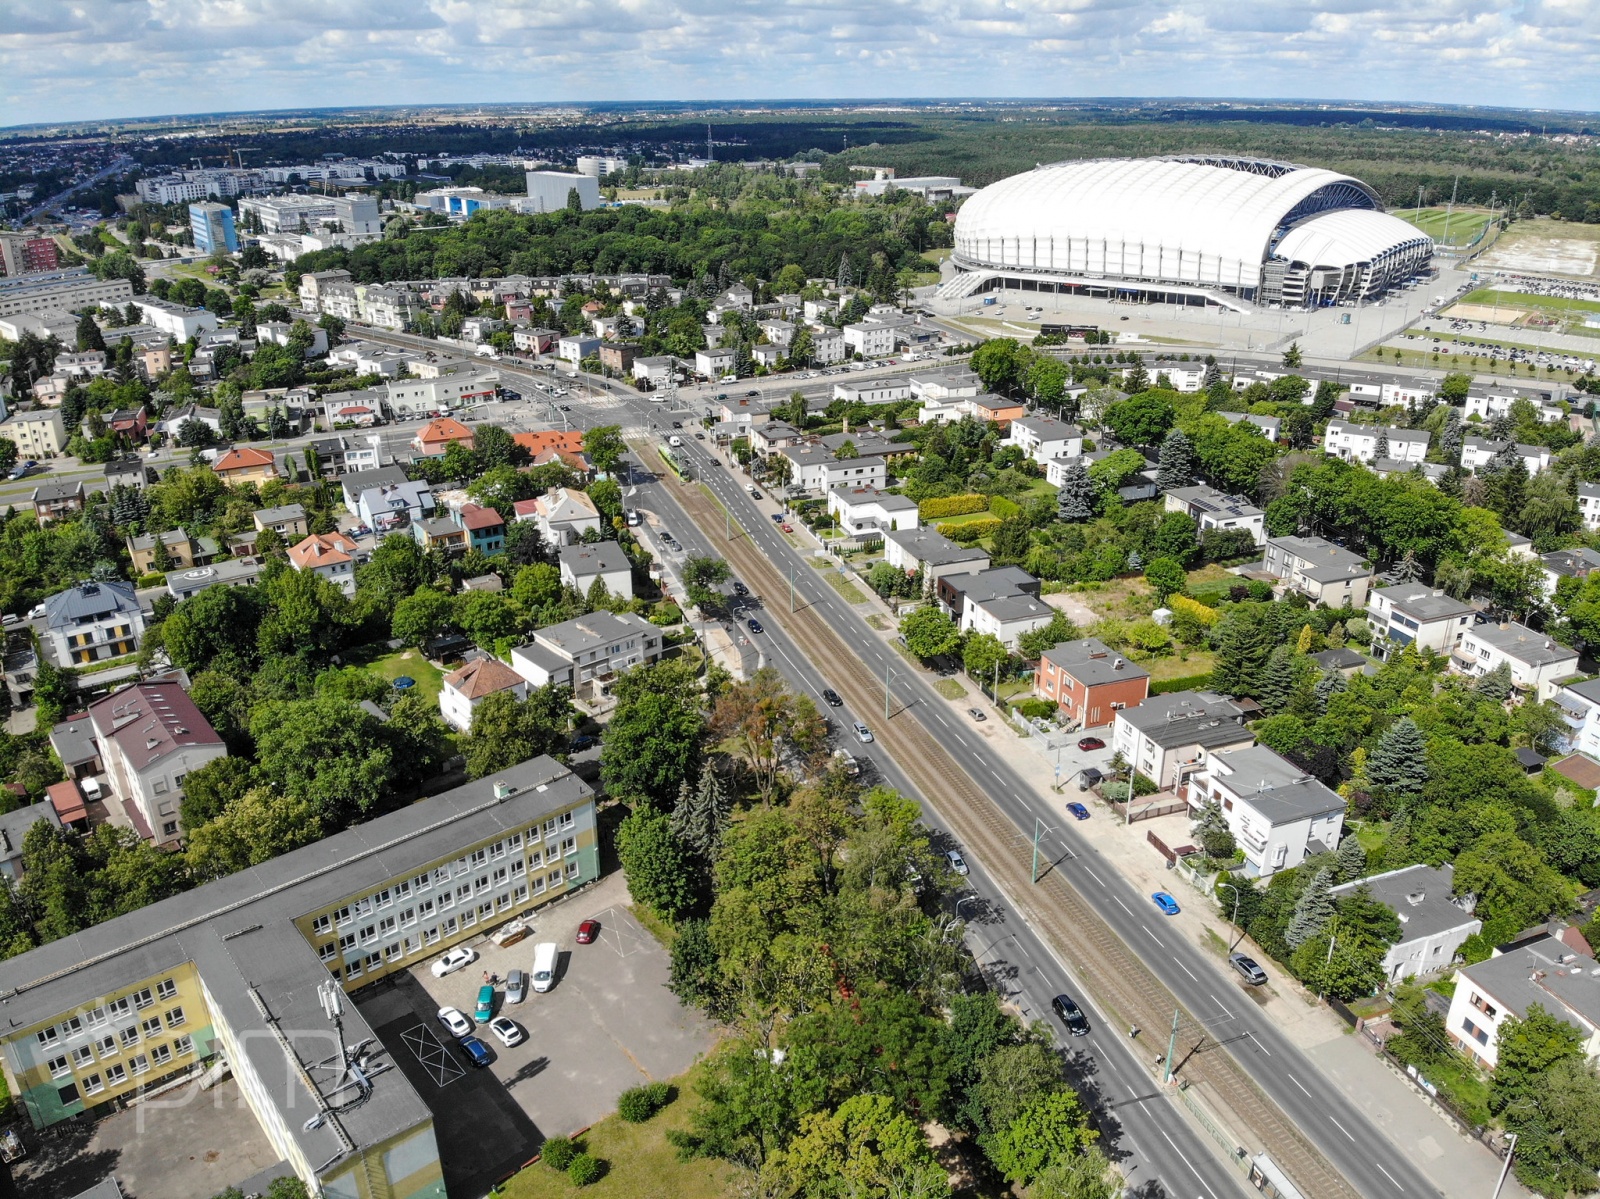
[3,1,1600,128]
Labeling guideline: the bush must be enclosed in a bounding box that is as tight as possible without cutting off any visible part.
[939,518,1002,543]
[1014,698,1056,721]
[919,493,989,519]
[541,1135,577,1170]
[617,1080,672,1122]
[567,1154,603,1186]
[990,495,1021,521]
[1150,672,1214,695]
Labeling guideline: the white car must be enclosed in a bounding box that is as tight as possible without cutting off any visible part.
[947,849,969,876]
[430,947,477,978]
[437,1007,472,1038]
[488,1016,524,1048]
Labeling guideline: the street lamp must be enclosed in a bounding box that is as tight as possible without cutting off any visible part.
[1218,881,1243,944]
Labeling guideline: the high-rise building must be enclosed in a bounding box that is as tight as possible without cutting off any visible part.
[576,155,628,178]
[188,202,237,255]
[0,232,59,277]
[522,171,602,213]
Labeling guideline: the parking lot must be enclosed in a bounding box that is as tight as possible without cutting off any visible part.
[355,872,715,1196]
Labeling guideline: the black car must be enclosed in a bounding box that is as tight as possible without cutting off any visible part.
[746,618,764,634]
[732,581,748,597]
[821,688,843,707]
[1052,994,1089,1036]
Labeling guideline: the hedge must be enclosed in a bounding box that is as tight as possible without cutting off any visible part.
[939,518,1002,543]
[990,495,1021,521]
[618,1081,672,1122]
[1150,672,1214,695]
[919,493,989,519]
[1168,594,1221,626]
[568,1154,603,1187]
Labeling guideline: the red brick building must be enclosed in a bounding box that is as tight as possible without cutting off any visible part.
[1035,637,1151,729]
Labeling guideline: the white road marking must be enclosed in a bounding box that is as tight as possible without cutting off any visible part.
[1115,897,1134,916]
[1248,1031,1273,1057]
[1208,993,1232,1018]
[1085,868,1105,885]
[1288,1073,1312,1098]
[1375,1162,1404,1190]
[1159,1126,1223,1199]
[1330,1115,1356,1142]
[1175,958,1199,982]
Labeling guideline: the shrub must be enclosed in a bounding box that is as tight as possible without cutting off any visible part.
[617,1080,672,1122]
[1014,698,1056,721]
[939,518,1002,543]
[990,495,1021,521]
[1168,593,1220,627]
[1150,672,1213,695]
[919,493,989,519]
[567,1154,603,1186]
[541,1135,577,1171]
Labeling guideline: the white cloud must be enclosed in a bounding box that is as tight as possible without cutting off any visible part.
[1,0,1599,126]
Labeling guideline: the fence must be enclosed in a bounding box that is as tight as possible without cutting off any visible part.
[1106,795,1188,824]
[1356,1026,1508,1157]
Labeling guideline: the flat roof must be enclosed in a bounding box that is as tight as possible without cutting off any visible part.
[1330,864,1479,944]
[883,527,989,566]
[1467,620,1580,668]
[1208,745,1345,822]
[1371,582,1474,622]
[1118,690,1249,748]
[1461,934,1600,1032]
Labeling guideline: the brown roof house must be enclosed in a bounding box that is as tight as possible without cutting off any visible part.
[438,657,529,732]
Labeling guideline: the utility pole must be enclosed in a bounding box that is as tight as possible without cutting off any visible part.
[1492,1132,1518,1199]
[1162,1009,1180,1084]
[1030,816,1049,884]
[884,664,898,721]
[788,566,795,613]
[1443,173,1461,247]
[992,660,1000,705]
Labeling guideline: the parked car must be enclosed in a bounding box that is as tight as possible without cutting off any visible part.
[769,512,783,523]
[437,1007,472,1038]
[946,849,969,876]
[474,984,495,1023]
[748,486,762,499]
[459,1036,492,1067]
[1066,802,1090,820]
[570,734,596,751]
[1229,953,1268,986]
[747,618,764,634]
[505,968,527,1004]
[853,722,874,743]
[1151,892,1181,916]
[576,919,600,944]
[488,1016,524,1048]
[531,941,558,993]
[967,708,987,722]
[780,523,793,533]
[1077,737,1106,751]
[431,946,477,977]
[822,688,843,707]
[1052,994,1090,1036]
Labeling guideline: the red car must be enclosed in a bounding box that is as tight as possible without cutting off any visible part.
[1077,737,1105,751]
[780,523,794,533]
[575,919,600,944]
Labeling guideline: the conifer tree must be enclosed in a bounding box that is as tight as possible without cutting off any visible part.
[1286,867,1335,948]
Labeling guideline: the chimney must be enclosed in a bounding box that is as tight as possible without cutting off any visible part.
[1406,890,1426,906]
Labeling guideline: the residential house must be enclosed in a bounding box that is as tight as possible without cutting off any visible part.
[964,394,1027,428]
[557,335,600,364]
[1006,416,1084,466]
[1557,677,1600,760]
[1309,647,1370,678]
[780,446,887,492]
[340,467,435,530]
[160,404,221,440]
[1111,690,1253,795]
[809,328,847,365]
[909,370,982,402]
[514,327,559,355]
[127,531,217,575]
[515,487,601,546]
[104,458,150,491]
[826,486,919,538]
[843,322,896,358]
[30,481,85,526]
[961,594,1057,649]
[694,347,736,378]
[511,430,586,460]
[759,318,796,349]
[411,417,474,458]
[287,532,368,597]
[412,518,468,555]
[1446,933,1600,1068]
[598,343,637,375]
[456,503,506,555]
[883,528,990,583]
[510,611,663,696]
[0,802,62,879]
[1465,392,1566,424]
[1261,535,1374,609]
[100,407,148,443]
[1366,582,1476,659]
[632,355,678,386]
[166,558,263,601]
[1188,744,1345,877]
[1461,437,1551,476]
[211,447,279,486]
[1540,547,1600,597]
[936,566,1039,622]
[253,504,308,539]
[384,362,498,418]
[1035,639,1151,728]
[43,581,145,666]
[0,410,67,457]
[1322,421,1429,465]
[559,542,632,601]
[1330,865,1481,982]
[832,379,911,406]
[1452,619,1579,701]
[86,681,227,843]
[1163,485,1266,546]
[750,421,803,458]
[1219,411,1283,440]
[751,344,781,369]
[438,657,530,733]
[48,713,103,782]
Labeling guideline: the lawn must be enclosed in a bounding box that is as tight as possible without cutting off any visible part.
[365,648,446,705]
[495,1063,731,1199]
[933,677,968,701]
[1142,651,1216,682]
[822,570,869,604]
[1395,206,1494,246]
[1461,287,1600,316]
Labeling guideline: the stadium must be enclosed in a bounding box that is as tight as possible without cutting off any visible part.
[942,156,1433,311]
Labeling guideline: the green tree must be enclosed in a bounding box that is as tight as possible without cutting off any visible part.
[970,1040,1062,1140]
[1056,459,1095,522]
[177,755,256,830]
[962,633,1009,684]
[616,806,701,922]
[76,311,105,353]
[1368,716,1429,805]
[1102,391,1175,445]
[1336,835,1368,882]
[1491,1004,1585,1116]
[601,659,706,808]
[1285,867,1335,949]
[250,697,396,827]
[1193,799,1235,860]
[162,584,266,672]
[970,338,1026,395]
[1210,606,1273,697]
[987,1087,1096,1186]
[462,685,574,779]
[708,669,826,805]
[584,424,627,476]
[1030,1146,1123,1199]
[671,768,732,860]
[900,605,961,660]
[1143,557,1186,602]
[1283,341,1303,368]
[390,586,455,647]
[185,787,323,881]
[357,534,430,609]
[771,1093,940,1198]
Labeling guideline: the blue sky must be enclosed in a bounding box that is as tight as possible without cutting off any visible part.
[2,1,1597,128]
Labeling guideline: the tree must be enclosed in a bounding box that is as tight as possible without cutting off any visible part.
[1283,341,1303,369]
[1102,391,1174,446]
[76,311,105,353]
[1285,867,1335,948]
[162,584,266,672]
[970,338,1026,394]
[1155,428,1196,490]
[1476,660,1515,702]
[987,1087,1096,1186]
[185,787,323,881]
[601,659,706,808]
[1291,917,1388,1000]
[1210,606,1273,697]
[1193,800,1235,860]
[962,633,1008,683]
[970,1040,1063,1139]
[1143,557,1186,602]
[462,685,574,779]
[1492,1004,1586,1116]
[900,605,961,660]
[1056,459,1095,522]
[1030,1146,1123,1199]
[1368,717,1429,805]
[771,1094,939,1198]
[177,755,255,830]
[390,587,455,647]
[710,668,826,805]
[682,555,731,614]
[584,424,627,476]
[671,768,732,860]
[251,697,396,827]
[616,807,701,922]
[1336,834,1367,882]
[358,533,430,608]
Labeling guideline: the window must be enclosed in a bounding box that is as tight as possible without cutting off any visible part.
[560,812,575,831]
[131,988,153,1011]
[47,1055,71,1079]
[156,978,177,1000]
[418,898,435,919]
[561,837,577,857]
[423,927,441,946]
[508,832,522,850]
[120,1026,143,1049]
[95,1035,117,1058]
[311,915,332,936]
[459,909,476,929]
[509,858,525,878]
[72,1045,95,1068]
[474,876,490,896]
[142,1018,162,1038]
[61,1015,83,1038]
[512,883,528,904]
[374,888,392,909]
[152,780,169,795]
[82,1073,103,1096]
[432,866,451,887]
[352,897,373,918]
[129,1054,150,1076]
[150,1043,172,1066]
[346,960,363,980]
[364,953,381,972]
[378,915,396,937]
[531,875,545,895]
[172,1035,193,1058]
[57,1082,79,1106]
[339,932,357,952]
[395,879,411,899]
[165,1008,185,1029]
[84,1006,107,1029]
[477,901,494,921]
[105,1063,126,1086]
[470,849,488,868]
[384,943,403,962]
[400,907,416,928]
[359,924,377,946]
[565,862,580,880]
[489,840,505,860]
[319,942,338,962]
[548,870,564,890]
[436,891,454,911]
[161,820,179,837]
[415,872,433,892]
[334,905,353,926]
[456,883,473,904]
[36,1027,59,1049]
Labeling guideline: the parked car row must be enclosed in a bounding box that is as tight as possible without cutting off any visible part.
[427,930,593,1066]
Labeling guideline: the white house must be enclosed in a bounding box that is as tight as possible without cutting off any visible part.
[1111,690,1254,796]
[695,347,736,377]
[1219,411,1282,440]
[1262,535,1373,609]
[510,611,662,696]
[827,486,920,537]
[1366,582,1475,658]
[1578,482,1600,530]
[1446,932,1600,1069]
[1452,618,1580,700]
[86,681,227,844]
[809,329,847,365]
[842,322,896,357]
[1461,437,1552,476]
[780,446,887,492]
[832,379,911,406]
[1006,415,1084,466]
[908,370,982,402]
[287,531,368,597]
[557,335,601,364]
[514,487,601,546]
[1465,392,1566,424]
[1557,676,1600,759]
[1163,485,1265,546]
[1155,364,1207,393]
[1189,744,1345,877]
[1540,547,1600,597]
[1322,421,1430,465]
[42,580,146,666]
[882,528,990,582]
[960,594,1057,649]
[384,363,498,418]
[559,542,633,600]
[1331,865,1481,983]
[438,656,530,732]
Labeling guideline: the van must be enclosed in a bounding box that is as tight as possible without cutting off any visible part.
[531,941,558,993]
[668,435,683,448]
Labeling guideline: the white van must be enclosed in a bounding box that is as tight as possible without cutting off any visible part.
[531,941,558,993]
[668,435,683,448]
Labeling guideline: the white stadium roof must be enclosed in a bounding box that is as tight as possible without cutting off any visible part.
[951,157,1427,296]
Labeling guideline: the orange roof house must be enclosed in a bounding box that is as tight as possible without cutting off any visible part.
[511,430,585,457]
[438,656,529,731]
[211,446,279,484]
[412,417,475,458]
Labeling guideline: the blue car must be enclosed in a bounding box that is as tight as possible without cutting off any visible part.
[1151,892,1180,916]
[747,618,764,634]
[460,1037,492,1067]
[1066,802,1090,821]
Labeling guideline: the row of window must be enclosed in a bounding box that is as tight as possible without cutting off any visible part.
[46,1009,186,1075]
[35,980,177,1050]
[65,1035,195,1101]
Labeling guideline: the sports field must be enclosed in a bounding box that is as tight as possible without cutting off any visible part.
[1395,206,1494,246]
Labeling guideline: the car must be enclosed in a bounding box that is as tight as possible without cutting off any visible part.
[437,1006,472,1038]
[967,707,987,722]
[559,405,572,412]
[1151,892,1180,916]
[671,421,682,429]
[732,581,748,597]
[821,688,843,707]
[1077,737,1105,751]
[505,968,527,1004]
[781,523,793,533]
[488,1016,524,1048]
[1052,994,1090,1036]
[748,486,763,499]
[946,849,969,876]
[570,734,597,751]
[474,984,495,1023]
[1229,953,1268,986]
[853,722,874,743]
[747,618,764,634]
[625,510,642,526]
[746,389,759,397]
[1066,802,1090,821]
[459,1036,492,1067]
[695,432,705,440]
[0,614,19,628]
[576,919,600,944]
[430,946,477,977]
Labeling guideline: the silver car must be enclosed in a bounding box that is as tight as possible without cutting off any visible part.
[505,968,527,1004]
